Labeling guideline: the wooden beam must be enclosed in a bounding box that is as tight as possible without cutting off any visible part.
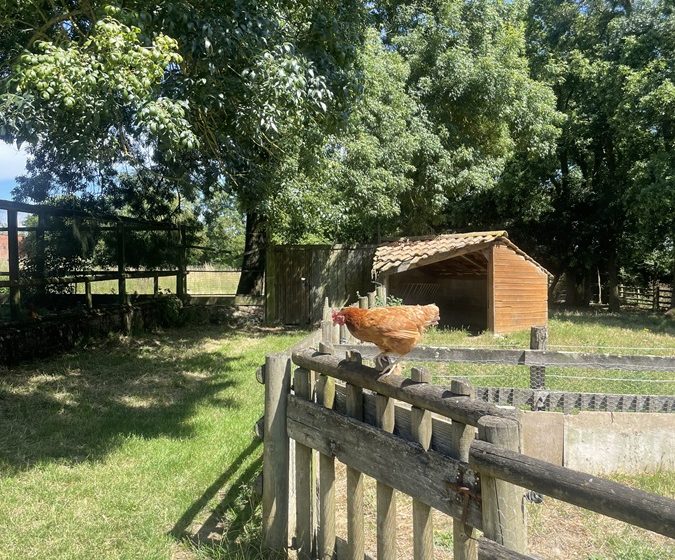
[0,198,176,229]
[332,343,675,372]
[7,209,20,319]
[292,349,518,426]
[469,439,675,539]
[286,395,483,529]
[476,537,539,560]
[262,354,291,553]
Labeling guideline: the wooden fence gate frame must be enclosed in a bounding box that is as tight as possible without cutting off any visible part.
[260,294,675,559]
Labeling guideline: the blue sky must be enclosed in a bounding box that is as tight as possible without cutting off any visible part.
[0,142,29,200]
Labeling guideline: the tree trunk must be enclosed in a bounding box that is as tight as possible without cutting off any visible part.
[237,210,267,296]
[608,250,621,312]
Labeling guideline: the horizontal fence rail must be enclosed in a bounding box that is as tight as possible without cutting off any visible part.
[286,394,483,528]
[291,347,519,426]
[333,343,675,372]
[469,439,675,539]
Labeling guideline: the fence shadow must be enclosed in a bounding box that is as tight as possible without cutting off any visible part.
[0,325,245,473]
[171,439,271,559]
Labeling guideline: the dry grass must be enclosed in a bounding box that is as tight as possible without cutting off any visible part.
[332,462,674,560]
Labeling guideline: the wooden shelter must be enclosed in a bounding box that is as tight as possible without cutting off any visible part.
[373,231,551,333]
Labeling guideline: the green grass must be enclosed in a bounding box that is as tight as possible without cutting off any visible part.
[73,270,242,296]
[0,325,305,560]
[420,308,675,396]
[528,471,675,560]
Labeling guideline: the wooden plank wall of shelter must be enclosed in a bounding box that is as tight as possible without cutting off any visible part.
[259,298,675,559]
[265,244,377,326]
[490,243,549,333]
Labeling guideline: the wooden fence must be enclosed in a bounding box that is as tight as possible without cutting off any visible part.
[0,199,186,320]
[619,283,672,310]
[259,292,675,558]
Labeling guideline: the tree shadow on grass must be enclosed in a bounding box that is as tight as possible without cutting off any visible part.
[550,307,675,336]
[0,325,248,473]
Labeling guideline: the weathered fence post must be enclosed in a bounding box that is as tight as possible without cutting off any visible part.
[116,222,127,305]
[263,354,292,555]
[176,224,186,299]
[294,366,316,560]
[35,211,46,298]
[7,209,20,320]
[359,295,368,309]
[345,351,365,560]
[376,389,397,560]
[153,273,160,297]
[376,284,387,306]
[477,415,527,554]
[85,279,93,310]
[316,343,336,560]
[529,326,548,397]
[367,290,376,309]
[411,367,433,560]
[449,378,478,560]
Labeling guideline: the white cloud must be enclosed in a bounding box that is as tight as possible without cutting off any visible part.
[0,142,29,181]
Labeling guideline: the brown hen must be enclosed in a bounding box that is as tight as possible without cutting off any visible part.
[332,304,440,375]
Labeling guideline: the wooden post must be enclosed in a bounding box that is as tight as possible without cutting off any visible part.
[263,354,291,555]
[176,225,186,298]
[376,284,387,306]
[411,367,433,560]
[345,352,364,560]
[153,273,159,296]
[294,367,315,560]
[317,373,336,560]
[116,222,127,305]
[35,212,46,298]
[359,295,368,309]
[85,279,93,310]
[477,416,526,554]
[376,391,396,560]
[529,326,547,393]
[368,290,376,309]
[654,284,660,311]
[449,378,478,560]
[321,320,332,345]
[7,209,20,320]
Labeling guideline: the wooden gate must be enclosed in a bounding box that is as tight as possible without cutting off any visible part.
[259,298,675,559]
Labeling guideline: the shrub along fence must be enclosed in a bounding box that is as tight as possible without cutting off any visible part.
[258,326,675,559]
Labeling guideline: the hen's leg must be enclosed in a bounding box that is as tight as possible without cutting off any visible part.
[374,353,390,371]
[378,355,401,377]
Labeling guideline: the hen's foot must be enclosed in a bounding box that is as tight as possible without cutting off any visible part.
[378,360,402,377]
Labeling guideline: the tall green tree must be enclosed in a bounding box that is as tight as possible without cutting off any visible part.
[519,0,675,307]
[1,0,366,294]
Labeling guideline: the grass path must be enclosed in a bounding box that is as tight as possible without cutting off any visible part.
[0,325,305,560]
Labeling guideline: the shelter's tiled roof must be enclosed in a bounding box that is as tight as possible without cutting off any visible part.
[372,231,551,277]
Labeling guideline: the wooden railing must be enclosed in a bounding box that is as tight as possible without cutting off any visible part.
[260,343,675,559]
[619,283,672,310]
[0,198,186,320]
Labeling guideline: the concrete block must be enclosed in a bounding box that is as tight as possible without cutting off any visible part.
[564,412,675,474]
[521,411,564,466]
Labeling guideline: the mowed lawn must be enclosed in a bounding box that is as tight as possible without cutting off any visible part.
[0,326,305,560]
